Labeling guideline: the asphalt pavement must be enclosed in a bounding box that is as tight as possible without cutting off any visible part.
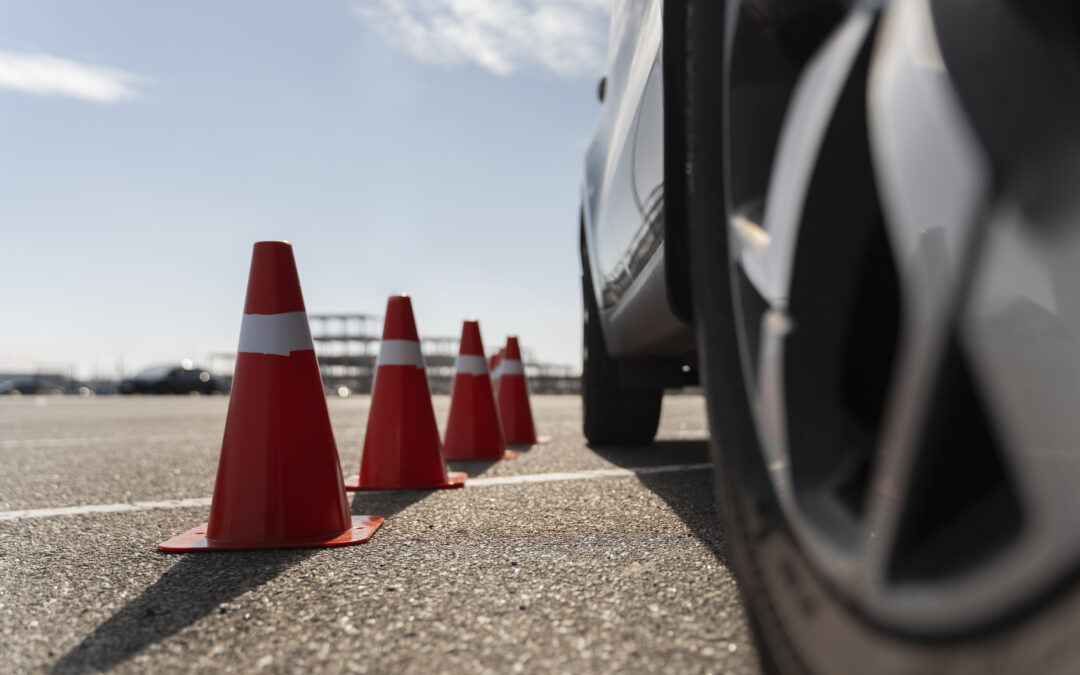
[0,394,758,674]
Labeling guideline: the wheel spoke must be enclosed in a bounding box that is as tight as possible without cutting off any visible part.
[858,0,992,598]
[728,5,888,583]
[739,10,875,308]
[730,8,878,451]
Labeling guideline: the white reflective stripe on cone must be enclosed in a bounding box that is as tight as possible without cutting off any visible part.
[455,354,489,376]
[376,339,425,368]
[501,359,525,375]
[238,312,314,356]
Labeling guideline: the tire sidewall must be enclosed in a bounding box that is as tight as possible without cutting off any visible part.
[683,1,1080,673]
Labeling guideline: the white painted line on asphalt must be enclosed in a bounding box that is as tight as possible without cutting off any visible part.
[0,463,712,522]
[465,463,713,487]
[666,430,710,438]
[0,497,212,521]
[1,434,218,449]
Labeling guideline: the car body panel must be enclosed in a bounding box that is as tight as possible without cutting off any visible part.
[582,0,693,359]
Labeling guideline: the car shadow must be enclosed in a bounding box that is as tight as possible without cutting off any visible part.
[50,491,427,675]
[587,439,726,562]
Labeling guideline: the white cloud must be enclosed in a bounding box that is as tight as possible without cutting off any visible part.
[355,0,610,77]
[0,50,148,104]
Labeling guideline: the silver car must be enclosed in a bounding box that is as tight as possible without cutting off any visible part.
[580,0,1080,672]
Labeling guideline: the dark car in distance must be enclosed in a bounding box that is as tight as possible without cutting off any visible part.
[118,363,221,395]
[0,377,70,395]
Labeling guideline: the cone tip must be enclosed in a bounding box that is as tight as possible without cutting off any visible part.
[382,295,420,342]
[244,240,305,314]
[459,320,484,356]
[253,240,293,250]
[504,336,522,360]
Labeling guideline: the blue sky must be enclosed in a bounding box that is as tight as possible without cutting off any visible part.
[0,0,609,378]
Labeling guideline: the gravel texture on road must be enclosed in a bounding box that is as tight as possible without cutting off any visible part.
[0,395,758,674]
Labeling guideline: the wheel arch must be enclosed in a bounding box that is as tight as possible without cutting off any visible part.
[662,0,694,325]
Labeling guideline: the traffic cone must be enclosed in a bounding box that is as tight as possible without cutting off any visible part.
[160,241,382,552]
[490,348,504,399]
[496,336,552,446]
[444,320,519,461]
[345,295,466,490]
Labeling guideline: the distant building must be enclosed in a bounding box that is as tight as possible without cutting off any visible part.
[209,312,580,395]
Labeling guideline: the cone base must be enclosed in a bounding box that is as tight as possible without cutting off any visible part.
[344,471,467,491]
[157,516,383,552]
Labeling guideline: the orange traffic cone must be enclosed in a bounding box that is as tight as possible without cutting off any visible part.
[160,241,382,551]
[444,320,518,461]
[345,295,466,490]
[496,336,551,446]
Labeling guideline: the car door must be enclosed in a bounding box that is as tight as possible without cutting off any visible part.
[583,1,688,358]
[587,0,663,305]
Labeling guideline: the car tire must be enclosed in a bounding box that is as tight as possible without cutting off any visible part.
[581,238,662,446]
[685,1,1080,673]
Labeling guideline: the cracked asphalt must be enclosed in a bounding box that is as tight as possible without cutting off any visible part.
[0,394,758,674]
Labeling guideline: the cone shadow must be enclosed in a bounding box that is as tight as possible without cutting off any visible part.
[348,485,439,519]
[52,495,423,674]
[587,440,725,561]
[50,549,310,674]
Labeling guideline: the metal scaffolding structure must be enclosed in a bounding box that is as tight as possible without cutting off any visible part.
[209,312,580,395]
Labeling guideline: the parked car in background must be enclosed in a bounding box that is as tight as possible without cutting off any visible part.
[582,0,1080,673]
[0,377,69,395]
[118,363,221,395]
